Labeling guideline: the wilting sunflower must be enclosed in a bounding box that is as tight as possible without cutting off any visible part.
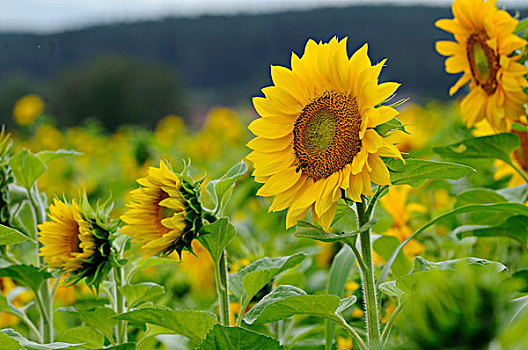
[435,0,528,132]
[120,161,203,256]
[39,197,115,287]
[247,37,403,231]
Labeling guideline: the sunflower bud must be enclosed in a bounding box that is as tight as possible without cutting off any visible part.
[120,160,203,257]
[38,195,117,288]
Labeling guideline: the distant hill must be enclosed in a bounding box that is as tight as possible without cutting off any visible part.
[0,4,526,126]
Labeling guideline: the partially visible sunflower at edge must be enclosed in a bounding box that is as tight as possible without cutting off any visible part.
[247,37,403,231]
[120,160,204,257]
[38,196,117,288]
[435,0,528,132]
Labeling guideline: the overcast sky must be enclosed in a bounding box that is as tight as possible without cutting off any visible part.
[1,0,527,33]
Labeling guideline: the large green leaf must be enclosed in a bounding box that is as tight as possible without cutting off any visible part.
[455,215,528,248]
[0,331,23,349]
[0,224,33,245]
[113,307,217,344]
[198,218,237,263]
[58,326,105,349]
[205,160,248,215]
[1,329,80,349]
[119,282,165,309]
[387,159,475,187]
[373,235,412,278]
[8,149,47,190]
[433,133,520,163]
[60,306,117,342]
[325,245,355,350]
[454,188,511,225]
[396,256,506,294]
[197,324,283,350]
[229,253,306,310]
[37,149,81,164]
[243,285,349,325]
[0,264,51,293]
[295,220,377,242]
[378,202,528,285]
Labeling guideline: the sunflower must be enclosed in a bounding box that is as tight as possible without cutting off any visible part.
[246,37,403,231]
[435,0,528,132]
[120,161,203,256]
[38,197,114,287]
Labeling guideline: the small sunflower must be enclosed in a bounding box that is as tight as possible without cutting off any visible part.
[120,161,203,256]
[38,197,115,287]
[247,37,403,231]
[435,0,528,132]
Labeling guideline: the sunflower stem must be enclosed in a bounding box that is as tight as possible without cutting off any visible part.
[356,196,382,349]
[508,161,528,185]
[215,249,230,326]
[113,261,127,344]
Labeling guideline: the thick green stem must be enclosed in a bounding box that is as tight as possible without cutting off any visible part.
[113,264,127,344]
[215,250,230,326]
[356,198,381,349]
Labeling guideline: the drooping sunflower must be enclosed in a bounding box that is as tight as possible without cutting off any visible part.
[247,37,403,231]
[120,161,203,256]
[435,0,528,132]
[38,197,115,287]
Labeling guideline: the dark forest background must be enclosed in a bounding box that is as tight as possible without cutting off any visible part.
[0,5,526,130]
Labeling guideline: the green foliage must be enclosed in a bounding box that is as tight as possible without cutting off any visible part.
[113,307,217,344]
[243,285,354,325]
[36,149,82,164]
[455,215,528,248]
[197,324,283,350]
[0,223,32,245]
[60,306,118,343]
[58,326,105,350]
[0,329,80,349]
[373,235,411,278]
[8,149,46,190]
[374,117,408,137]
[295,219,377,242]
[387,158,475,187]
[198,217,237,263]
[0,264,51,293]
[205,160,248,216]
[229,253,306,310]
[119,283,165,309]
[433,133,520,163]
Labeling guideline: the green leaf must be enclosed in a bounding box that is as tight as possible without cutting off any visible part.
[378,281,404,299]
[101,344,135,350]
[127,256,179,282]
[515,17,528,33]
[1,329,80,349]
[198,324,283,350]
[8,149,47,189]
[206,160,248,215]
[58,326,105,349]
[497,184,528,203]
[388,159,475,187]
[0,224,33,245]
[374,117,408,137]
[59,306,117,342]
[0,264,51,293]
[0,294,26,319]
[396,256,507,294]
[119,282,165,309]
[243,285,342,325]
[325,245,355,350]
[336,295,357,315]
[37,149,82,164]
[455,215,528,247]
[198,218,237,263]
[454,188,508,208]
[378,202,528,286]
[373,235,412,278]
[0,331,23,349]
[433,133,520,163]
[294,219,377,242]
[114,307,217,344]
[229,253,306,310]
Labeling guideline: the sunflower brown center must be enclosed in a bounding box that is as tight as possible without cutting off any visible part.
[466,31,500,95]
[293,90,362,181]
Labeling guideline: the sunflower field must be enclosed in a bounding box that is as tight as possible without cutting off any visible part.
[1,0,528,349]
